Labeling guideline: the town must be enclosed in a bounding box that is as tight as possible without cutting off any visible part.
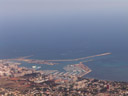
[0,59,128,96]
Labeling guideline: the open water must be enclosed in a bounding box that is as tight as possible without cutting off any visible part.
[0,0,128,81]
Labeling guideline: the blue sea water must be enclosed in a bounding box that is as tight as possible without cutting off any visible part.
[0,0,128,81]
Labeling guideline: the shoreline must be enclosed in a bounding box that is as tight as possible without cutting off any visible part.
[4,52,111,65]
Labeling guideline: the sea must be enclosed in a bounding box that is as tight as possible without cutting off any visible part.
[0,0,128,82]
